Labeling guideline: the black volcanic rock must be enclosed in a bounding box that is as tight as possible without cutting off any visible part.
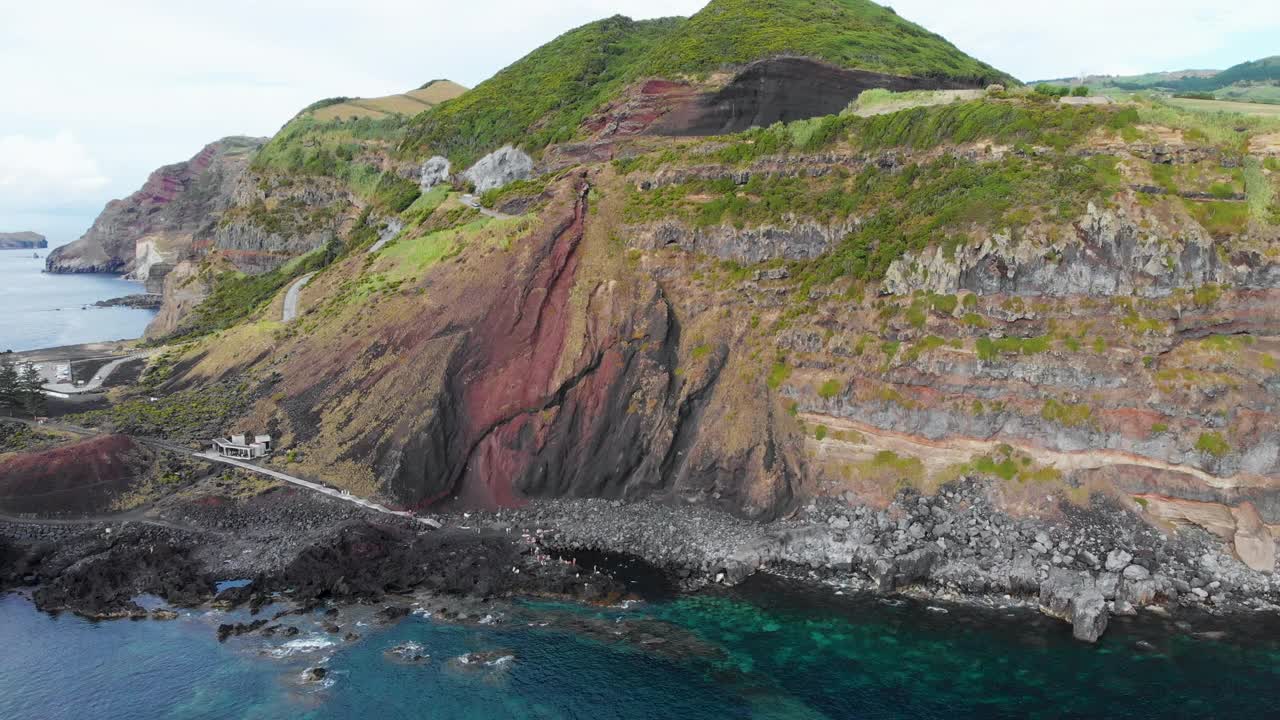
[652,57,981,136]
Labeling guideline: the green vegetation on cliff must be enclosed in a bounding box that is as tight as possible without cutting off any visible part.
[401,16,681,166]
[401,0,1014,164]
[707,99,1135,164]
[169,251,332,342]
[253,115,421,213]
[627,148,1123,284]
[641,0,1012,85]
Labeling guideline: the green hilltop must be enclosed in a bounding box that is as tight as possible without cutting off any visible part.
[401,0,1014,166]
[640,0,1013,84]
[1050,55,1280,105]
[402,15,680,167]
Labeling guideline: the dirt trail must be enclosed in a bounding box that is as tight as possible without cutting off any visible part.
[802,413,1267,491]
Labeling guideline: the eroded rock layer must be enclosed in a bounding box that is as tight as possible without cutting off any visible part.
[46,137,263,282]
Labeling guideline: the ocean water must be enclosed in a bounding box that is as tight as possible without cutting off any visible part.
[2,578,1278,719]
[0,248,156,352]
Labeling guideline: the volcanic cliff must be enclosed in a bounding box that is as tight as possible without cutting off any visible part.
[45,137,264,289]
[48,0,1280,639]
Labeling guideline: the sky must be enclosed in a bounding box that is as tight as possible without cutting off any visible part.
[2,0,1278,244]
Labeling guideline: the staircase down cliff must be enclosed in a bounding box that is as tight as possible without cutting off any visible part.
[45,137,264,286]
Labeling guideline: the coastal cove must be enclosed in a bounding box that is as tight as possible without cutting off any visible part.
[3,578,1279,720]
[0,248,155,352]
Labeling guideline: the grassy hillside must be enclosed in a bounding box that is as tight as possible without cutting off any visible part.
[1183,56,1280,91]
[1054,56,1280,105]
[308,80,467,122]
[640,0,1013,85]
[401,15,681,167]
[401,0,1015,166]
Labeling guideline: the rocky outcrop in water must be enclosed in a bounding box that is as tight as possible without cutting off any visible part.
[45,137,263,277]
[0,231,47,250]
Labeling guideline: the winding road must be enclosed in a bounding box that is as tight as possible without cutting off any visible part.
[282,272,317,323]
[42,351,155,396]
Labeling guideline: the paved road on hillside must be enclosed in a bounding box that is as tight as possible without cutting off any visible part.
[196,452,441,528]
[41,352,155,396]
[461,194,514,220]
[2,415,441,529]
[282,272,317,322]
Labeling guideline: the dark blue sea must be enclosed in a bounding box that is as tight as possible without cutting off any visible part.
[0,247,156,352]
[3,577,1277,719]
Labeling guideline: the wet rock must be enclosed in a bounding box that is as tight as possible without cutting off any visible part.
[1072,592,1110,643]
[385,641,429,664]
[874,547,939,593]
[301,667,327,683]
[217,619,267,642]
[1008,554,1039,593]
[1039,569,1110,643]
[452,650,516,668]
[375,606,412,623]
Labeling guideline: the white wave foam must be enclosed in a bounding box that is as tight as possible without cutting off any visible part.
[264,636,338,659]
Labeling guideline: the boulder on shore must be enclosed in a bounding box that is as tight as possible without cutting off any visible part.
[1039,568,1110,643]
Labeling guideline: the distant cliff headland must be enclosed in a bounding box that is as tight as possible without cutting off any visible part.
[0,232,48,250]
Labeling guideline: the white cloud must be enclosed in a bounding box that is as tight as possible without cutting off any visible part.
[890,0,1280,81]
[0,133,109,210]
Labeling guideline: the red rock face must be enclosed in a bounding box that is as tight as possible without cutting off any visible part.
[250,171,800,519]
[409,177,671,510]
[46,137,263,275]
[0,435,153,516]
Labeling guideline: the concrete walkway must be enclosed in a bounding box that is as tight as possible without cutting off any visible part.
[42,351,154,396]
[197,452,441,529]
[282,272,317,323]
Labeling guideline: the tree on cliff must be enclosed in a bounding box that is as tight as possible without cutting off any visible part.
[0,361,46,417]
[18,365,45,416]
[0,361,18,413]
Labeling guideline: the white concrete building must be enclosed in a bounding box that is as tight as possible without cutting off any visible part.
[212,433,273,460]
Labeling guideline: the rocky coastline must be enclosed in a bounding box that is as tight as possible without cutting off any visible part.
[3,475,1276,644]
[92,294,164,310]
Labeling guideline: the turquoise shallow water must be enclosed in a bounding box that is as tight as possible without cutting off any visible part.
[2,578,1279,719]
[0,248,155,352]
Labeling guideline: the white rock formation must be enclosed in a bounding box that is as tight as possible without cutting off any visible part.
[420,156,452,191]
[461,146,534,194]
